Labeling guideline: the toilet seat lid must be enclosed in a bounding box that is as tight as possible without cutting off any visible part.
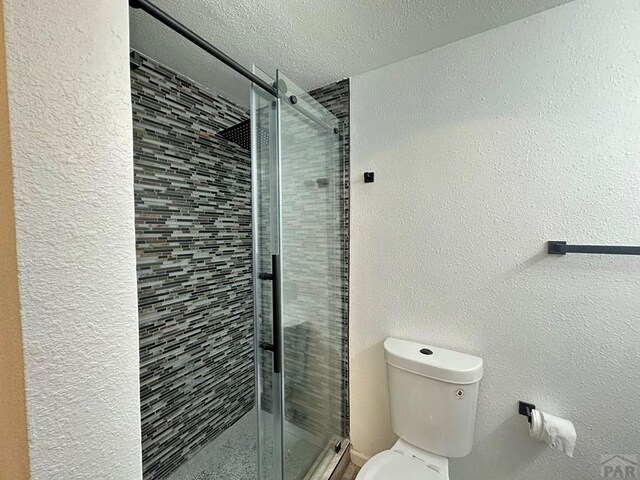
[357,450,443,480]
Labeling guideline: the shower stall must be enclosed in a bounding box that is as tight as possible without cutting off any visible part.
[130,2,349,479]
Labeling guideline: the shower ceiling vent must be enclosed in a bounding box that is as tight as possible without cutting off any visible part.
[218,120,269,151]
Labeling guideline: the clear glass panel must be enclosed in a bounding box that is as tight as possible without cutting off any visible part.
[276,70,347,480]
[251,66,282,480]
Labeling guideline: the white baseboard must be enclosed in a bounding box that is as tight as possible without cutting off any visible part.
[349,447,370,468]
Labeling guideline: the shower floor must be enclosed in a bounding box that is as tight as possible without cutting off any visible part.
[166,408,336,480]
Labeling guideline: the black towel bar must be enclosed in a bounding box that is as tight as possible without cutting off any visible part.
[548,241,640,256]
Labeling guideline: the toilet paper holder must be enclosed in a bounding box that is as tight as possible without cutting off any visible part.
[518,401,536,424]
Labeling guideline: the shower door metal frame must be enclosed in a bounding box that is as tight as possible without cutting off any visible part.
[269,93,286,480]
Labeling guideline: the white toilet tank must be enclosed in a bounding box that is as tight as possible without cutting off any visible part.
[384,338,483,458]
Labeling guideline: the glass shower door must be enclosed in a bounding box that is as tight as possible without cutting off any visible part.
[252,67,347,480]
[276,70,346,480]
[251,66,283,480]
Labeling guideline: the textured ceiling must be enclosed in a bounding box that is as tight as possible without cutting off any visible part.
[130,0,572,106]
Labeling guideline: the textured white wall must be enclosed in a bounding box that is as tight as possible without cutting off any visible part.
[349,1,640,478]
[3,1,143,478]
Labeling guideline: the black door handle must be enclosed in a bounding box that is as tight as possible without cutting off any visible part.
[259,341,275,352]
[271,254,282,374]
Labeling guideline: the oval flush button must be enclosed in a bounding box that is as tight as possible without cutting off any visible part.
[420,348,433,355]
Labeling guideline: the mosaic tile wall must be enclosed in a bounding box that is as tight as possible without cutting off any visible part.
[131,53,254,479]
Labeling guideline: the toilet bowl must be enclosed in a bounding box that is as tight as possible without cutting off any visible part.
[356,439,449,480]
[355,338,483,480]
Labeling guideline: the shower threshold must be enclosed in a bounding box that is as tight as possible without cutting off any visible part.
[166,407,345,480]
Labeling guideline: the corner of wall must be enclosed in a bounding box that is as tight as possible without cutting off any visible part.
[349,447,370,468]
[3,0,142,477]
[0,1,30,477]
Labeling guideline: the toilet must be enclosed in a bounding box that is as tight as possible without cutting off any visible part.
[356,338,484,480]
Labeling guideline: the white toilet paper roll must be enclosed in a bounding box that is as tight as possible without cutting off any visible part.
[529,409,577,457]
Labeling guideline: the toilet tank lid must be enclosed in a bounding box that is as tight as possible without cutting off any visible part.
[384,338,483,384]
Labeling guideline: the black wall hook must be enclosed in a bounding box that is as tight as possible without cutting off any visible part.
[364,172,374,183]
[519,401,536,424]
